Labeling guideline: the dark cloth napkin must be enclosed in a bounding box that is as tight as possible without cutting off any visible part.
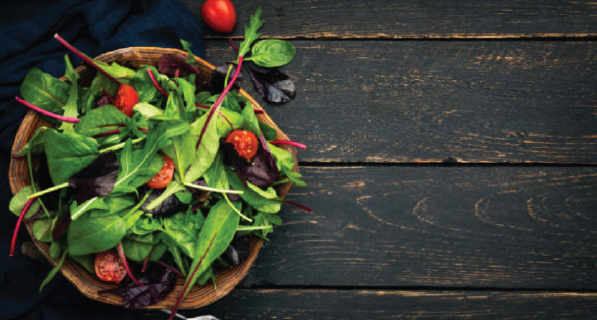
[0,0,204,318]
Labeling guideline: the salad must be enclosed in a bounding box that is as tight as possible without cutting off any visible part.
[8,7,308,315]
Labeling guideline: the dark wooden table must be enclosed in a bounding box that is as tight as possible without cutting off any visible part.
[164,1,597,318]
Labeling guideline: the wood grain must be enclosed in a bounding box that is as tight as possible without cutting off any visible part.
[206,40,597,164]
[183,0,597,39]
[229,166,597,290]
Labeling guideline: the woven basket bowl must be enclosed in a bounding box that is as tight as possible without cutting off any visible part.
[9,47,297,309]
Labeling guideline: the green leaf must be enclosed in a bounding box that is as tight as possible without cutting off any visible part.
[93,60,136,80]
[238,6,264,58]
[184,113,221,183]
[128,66,161,103]
[204,152,228,191]
[259,122,278,141]
[252,211,282,238]
[70,196,109,220]
[10,186,41,218]
[44,129,99,184]
[181,39,196,65]
[58,55,79,133]
[14,127,46,156]
[185,200,240,296]
[80,72,118,114]
[132,214,163,235]
[122,233,154,262]
[75,105,127,137]
[39,251,67,292]
[227,167,281,213]
[67,213,126,255]
[20,68,70,117]
[32,218,53,242]
[134,102,164,119]
[163,212,200,258]
[248,40,296,68]
[241,100,261,137]
[70,254,95,274]
[49,241,61,259]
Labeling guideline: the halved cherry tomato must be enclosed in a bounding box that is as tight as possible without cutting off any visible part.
[114,83,138,117]
[146,154,175,189]
[225,130,258,161]
[201,0,237,33]
[95,249,126,283]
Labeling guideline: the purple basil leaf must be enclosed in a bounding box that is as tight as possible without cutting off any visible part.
[222,237,251,266]
[208,63,244,94]
[158,54,200,76]
[141,187,184,217]
[96,95,111,107]
[223,142,280,189]
[246,66,296,104]
[116,263,176,308]
[69,151,119,205]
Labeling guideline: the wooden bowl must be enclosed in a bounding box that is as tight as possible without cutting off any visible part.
[9,47,297,309]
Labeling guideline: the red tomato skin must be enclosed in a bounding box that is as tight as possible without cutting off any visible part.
[201,0,237,33]
[146,154,175,189]
[95,249,127,283]
[114,84,138,117]
[225,130,258,161]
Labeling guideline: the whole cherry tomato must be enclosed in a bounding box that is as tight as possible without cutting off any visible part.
[146,154,175,189]
[201,0,237,33]
[114,83,138,117]
[225,130,258,161]
[95,249,127,283]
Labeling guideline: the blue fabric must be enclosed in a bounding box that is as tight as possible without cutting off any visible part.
[0,0,204,318]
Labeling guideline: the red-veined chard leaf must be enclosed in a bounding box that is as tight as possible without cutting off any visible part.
[19,68,70,119]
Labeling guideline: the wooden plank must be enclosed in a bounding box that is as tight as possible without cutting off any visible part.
[183,0,597,39]
[206,40,597,163]
[230,166,597,289]
[175,289,597,320]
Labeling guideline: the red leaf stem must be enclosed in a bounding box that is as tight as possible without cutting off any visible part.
[16,97,79,123]
[271,199,313,213]
[10,198,36,256]
[168,234,217,320]
[270,140,307,149]
[147,69,170,97]
[117,242,144,287]
[196,56,244,150]
[54,34,121,85]
[100,88,116,105]
[156,260,184,278]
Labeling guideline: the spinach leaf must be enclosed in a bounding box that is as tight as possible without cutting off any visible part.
[32,218,53,242]
[10,186,41,218]
[20,68,69,117]
[132,214,163,235]
[44,129,99,185]
[122,233,154,262]
[248,39,296,68]
[70,254,95,274]
[58,55,79,134]
[75,105,127,137]
[67,213,126,255]
[184,200,240,296]
[184,113,221,183]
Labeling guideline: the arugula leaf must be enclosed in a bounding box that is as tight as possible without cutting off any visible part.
[67,213,126,255]
[237,6,264,59]
[20,68,70,117]
[39,251,67,292]
[181,39,196,65]
[58,55,80,133]
[252,211,282,238]
[44,129,99,185]
[247,39,296,68]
